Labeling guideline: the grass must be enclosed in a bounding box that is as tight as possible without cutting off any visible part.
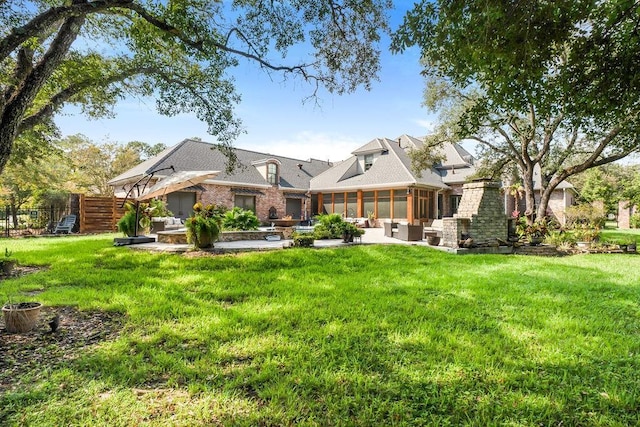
[1,234,640,425]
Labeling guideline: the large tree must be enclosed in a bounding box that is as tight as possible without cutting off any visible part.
[392,0,640,221]
[0,0,391,174]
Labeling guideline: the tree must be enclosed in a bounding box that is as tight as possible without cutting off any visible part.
[58,135,165,195]
[0,1,391,174]
[393,0,640,222]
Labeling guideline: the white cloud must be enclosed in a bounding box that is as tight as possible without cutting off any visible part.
[414,118,437,132]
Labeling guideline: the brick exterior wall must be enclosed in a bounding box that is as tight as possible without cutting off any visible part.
[534,189,575,225]
[197,184,309,224]
[442,181,507,247]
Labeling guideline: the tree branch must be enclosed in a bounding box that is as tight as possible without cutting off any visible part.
[18,65,158,134]
[0,0,134,61]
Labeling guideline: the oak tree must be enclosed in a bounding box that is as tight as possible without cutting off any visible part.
[0,0,391,173]
[393,0,640,221]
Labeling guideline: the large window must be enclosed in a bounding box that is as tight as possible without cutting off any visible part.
[393,190,407,218]
[235,195,255,212]
[362,191,375,218]
[267,163,278,185]
[334,193,345,215]
[377,191,390,218]
[346,192,357,217]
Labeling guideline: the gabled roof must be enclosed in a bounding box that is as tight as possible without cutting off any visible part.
[351,138,388,155]
[310,137,451,191]
[108,139,332,191]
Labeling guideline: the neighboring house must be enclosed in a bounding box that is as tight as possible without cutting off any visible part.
[503,165,577,225]
[108,139,332,222]
[110,135,575,225]
[308,134,475,225]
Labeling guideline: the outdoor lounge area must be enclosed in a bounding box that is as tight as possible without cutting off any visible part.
[383,221,442,244]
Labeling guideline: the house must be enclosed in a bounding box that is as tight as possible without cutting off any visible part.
[503,165,577,224]
[308,134,475,224]
[109,135,575,225]
[108,139,332,222]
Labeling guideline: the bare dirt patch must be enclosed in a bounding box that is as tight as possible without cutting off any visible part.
[0,305,125,393]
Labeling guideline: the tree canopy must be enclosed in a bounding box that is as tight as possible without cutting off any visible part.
[0,0,391,174]
[393,0,640,221]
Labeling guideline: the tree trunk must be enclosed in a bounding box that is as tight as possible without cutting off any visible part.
[521,165,536,224]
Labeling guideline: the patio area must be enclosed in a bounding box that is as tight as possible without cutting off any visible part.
[130,226,441,254]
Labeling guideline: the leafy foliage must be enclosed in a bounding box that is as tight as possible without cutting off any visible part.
[565,204,606,229]
[0,0,392,173]
[313,213,346,239]
[392,1,640,221]
[221,207,259,231]
[292,232,315,247]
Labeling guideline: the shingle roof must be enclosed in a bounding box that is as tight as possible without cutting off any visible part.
[310,138,450,191]
[108,139,332,190]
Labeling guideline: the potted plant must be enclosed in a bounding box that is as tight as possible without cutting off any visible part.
[626,239,637,253]
[572,226,600,248]
[0,248,17,276]
[340,222,364,243]
[366,211,376,228]
[516,217,550,246]
[2,298,42,333]
[185,203,224,249]
[117,201,154,237]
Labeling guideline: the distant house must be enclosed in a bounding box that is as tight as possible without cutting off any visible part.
[503,165,577,224]
[109,135,575,224]
[108,139,332,222]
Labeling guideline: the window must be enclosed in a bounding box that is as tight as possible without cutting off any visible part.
[235,195,255,212]
[450,195,462,216]
[267,163,278,185]
[377,191,390,218]
[362,191,375,218]
[364,154,373,171]
[346,192,357,217]
[393,191,407,218]
[334,193,345,215]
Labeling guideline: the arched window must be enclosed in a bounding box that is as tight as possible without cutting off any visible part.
[267,163,278,185]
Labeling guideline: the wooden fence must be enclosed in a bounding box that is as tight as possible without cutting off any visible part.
[79,195,127,233]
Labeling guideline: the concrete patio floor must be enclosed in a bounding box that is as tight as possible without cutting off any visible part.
[129,226,443,254]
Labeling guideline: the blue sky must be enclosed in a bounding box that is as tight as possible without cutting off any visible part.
[56,5,438,163]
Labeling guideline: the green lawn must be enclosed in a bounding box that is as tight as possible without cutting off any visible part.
[1,234,640,426]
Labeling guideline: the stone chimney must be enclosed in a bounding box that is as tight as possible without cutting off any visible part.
[442,180,508,247]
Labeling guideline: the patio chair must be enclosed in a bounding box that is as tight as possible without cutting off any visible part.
[396,223,423,241]
[54,214,76,234]
[383,221,398,237]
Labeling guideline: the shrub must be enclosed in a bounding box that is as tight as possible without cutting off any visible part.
[117,201,154,236]
[630,213,640,229]
[292,232,315,247]
[222,207,260,231]
[516,216,555,241]
[544,230,576,247]
[565,203,606,229]
[313,213,345,239]
[571,225,601,243]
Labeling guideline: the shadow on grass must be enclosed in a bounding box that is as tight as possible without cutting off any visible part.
[2,241,640,424]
